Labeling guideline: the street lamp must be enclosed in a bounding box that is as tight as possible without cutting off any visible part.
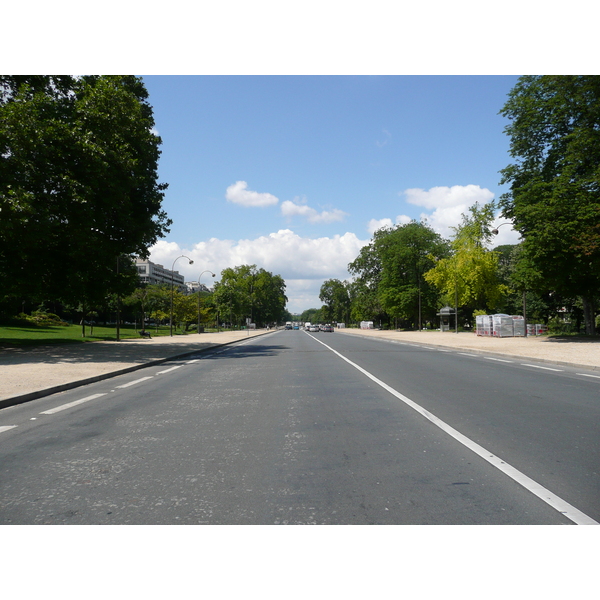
[491,222,513,236]
[196,270,215,334]
[491,223,527,337]
[170,255,194,336]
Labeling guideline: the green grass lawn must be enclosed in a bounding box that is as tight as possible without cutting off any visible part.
[0,323,183,348]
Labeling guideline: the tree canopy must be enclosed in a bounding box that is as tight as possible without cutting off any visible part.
[424,202,508,315]
[212,265,287,327]
[0,75,171,314]
[498,75,600,334]
[349,221,449,328]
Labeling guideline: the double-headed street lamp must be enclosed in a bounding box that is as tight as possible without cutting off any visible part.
[170,255,194,336]
[196,270,215,334]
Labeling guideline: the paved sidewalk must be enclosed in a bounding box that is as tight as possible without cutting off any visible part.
[0,329,276,408]
[337,328,600,370]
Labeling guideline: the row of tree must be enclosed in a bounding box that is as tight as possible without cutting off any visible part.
[121,264,288,332]
[0,76,291,333]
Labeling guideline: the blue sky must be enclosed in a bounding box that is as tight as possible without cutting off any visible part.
[142,75,523,312]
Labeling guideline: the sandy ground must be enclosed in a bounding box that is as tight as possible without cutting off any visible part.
[1,327,598,403]
[0,329,274,403]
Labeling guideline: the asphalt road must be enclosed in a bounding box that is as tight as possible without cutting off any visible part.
[0,329,598,525]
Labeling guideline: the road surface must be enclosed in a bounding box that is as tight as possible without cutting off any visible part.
[0,329,598,524]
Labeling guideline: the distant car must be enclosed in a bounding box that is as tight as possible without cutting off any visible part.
[309,325,319,332]
[322,325,334,332]
[293,325,299,330]
[285,324,293,330]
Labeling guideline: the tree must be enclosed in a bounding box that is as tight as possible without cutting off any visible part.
[424,203,508,323]
[349,221,450,328]
[213,265,287,328]
[319,279,351,324]
[498,75,600,335]
[0,76,171,316]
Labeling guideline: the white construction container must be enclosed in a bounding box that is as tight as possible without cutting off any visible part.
[492,314,513,337]
[476,314,493,336]
[512,316,525,337]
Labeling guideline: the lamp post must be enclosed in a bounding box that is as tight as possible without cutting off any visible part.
[170,255,194,336]
[491,222,527,337]
[196,270,215,334]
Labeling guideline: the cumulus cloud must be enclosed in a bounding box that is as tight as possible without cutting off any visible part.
[367,214,412,235]
[149,229,369,313]
[225,181,279,207]
[400,185,495,239]
[281,199,348,223]
[403,185,493,210]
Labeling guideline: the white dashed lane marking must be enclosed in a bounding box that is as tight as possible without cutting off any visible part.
[39,393,107,415]
[115,376,154,389]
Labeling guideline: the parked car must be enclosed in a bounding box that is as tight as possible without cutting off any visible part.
[321,325,334,332]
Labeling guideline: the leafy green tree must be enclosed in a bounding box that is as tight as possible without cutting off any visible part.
[498,75,600,334]
[0,76,171,316]
[424,203,508,323]
[349,221,449,328]
[319,279,351,324]
[213,265,287,328]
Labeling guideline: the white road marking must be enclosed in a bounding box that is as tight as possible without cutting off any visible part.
[484,357,513,363]
[459,353,478,357]
[0,425,18,434]
[521,364,563,372]
[186,359,200,364]
[116,376,154,389]
[157,365,182,375]
[309,334,598,525]
[40,393,107,415]
[577,373,600,379]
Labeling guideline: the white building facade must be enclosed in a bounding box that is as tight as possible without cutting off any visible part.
[135,259,187,292]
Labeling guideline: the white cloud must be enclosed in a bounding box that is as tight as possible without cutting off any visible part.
[400,185,495,239]
[281,199,348,223]
[404,185,494,210]
[367,214,412,235]
[149,229,369,314]
[225,181,279,207]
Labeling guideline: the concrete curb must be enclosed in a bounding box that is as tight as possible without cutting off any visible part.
[0,329,276,411]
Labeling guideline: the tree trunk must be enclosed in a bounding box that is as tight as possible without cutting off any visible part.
[581,295,596,336]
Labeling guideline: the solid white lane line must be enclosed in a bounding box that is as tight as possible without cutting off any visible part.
[116,376,154,389]
[521,364,563,372]
[577,373,600,379]
[0,425,18,434]
[40,393,107,415]
[309,335,598,525]
[157,365,182,375]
